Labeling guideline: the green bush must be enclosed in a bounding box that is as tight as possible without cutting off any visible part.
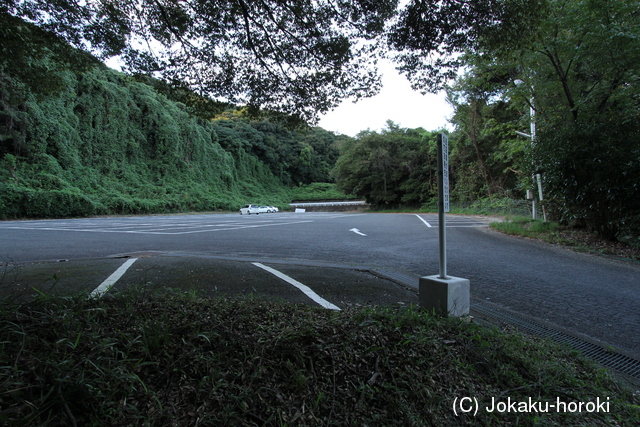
[289,182,355,201]
[0,185,97,218]
[534,118,640,241]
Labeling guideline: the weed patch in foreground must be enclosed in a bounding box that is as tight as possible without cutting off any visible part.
[0,292,638,426]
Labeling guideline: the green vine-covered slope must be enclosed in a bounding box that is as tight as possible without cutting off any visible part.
[0,13,342,218]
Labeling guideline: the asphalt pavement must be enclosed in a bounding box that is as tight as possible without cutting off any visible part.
[1,211,639,362]
[1,254,417,310]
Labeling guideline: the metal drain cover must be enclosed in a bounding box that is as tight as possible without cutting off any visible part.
[471,302,640,380]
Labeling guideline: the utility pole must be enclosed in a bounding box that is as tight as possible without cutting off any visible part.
[515,79,546,221]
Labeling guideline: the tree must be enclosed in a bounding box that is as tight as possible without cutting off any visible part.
[2,1,545,122]
[1,0,397,123]
[387,0,544,93]
[445,56,527,201]
[509,0,640,239]
[447,0,640,240]
[333,122,438,206]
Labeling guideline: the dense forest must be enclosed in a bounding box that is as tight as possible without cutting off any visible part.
[0,13,345,218]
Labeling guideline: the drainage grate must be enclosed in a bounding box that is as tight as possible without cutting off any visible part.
[370,269,640,380]
[472,302,640,380]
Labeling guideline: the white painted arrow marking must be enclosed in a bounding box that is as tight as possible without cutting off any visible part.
[350,228,367,236]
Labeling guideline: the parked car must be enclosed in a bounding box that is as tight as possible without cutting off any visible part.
[269,206,279,213]
[239,204,260,214]
[258,206,270,213]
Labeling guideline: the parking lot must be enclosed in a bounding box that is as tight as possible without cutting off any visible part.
[2,212,486,309]
[0,212,491,310]
[0,211,488,236]
[2,211,639,360]
[1,253,419,310]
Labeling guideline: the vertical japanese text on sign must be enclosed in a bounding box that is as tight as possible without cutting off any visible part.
[441,133,450,213]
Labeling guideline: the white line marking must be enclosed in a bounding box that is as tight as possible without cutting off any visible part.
[252,262,341,311]
[1,220,314,235]
[349,228,367,236]
[89,258,138,298]
[415,215,432,227]
[422,224,487,228]
[323,213,367,219]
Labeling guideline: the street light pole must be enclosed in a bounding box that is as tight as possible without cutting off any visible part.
[529,103,537,220]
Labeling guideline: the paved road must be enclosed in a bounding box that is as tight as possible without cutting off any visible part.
[1,212,638,358]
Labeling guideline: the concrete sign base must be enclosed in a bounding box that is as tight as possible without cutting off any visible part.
[419,275,470,317]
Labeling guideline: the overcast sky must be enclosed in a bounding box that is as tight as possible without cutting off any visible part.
[318,60,454,137]
[107,56,453,137]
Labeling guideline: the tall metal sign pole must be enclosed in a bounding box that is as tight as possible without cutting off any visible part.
[419,132,469,317]
[437,132,449,279]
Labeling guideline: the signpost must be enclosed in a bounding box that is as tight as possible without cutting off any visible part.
[441,132,450,214]
[419,132,470,317]
[437,132,449,279]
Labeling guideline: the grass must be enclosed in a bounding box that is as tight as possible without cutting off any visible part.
[1,287,639,426]
[368,198,532,217]
[491,217,640,262]
[491,216,560,238]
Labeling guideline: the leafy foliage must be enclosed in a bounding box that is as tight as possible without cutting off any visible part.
[446,56,528,201]
[533,119,640,240]
[442,0,640,240]
[289,182,357,202]
[387,0,545,93]
[0,61,292,217]
[213,114,342,187]
[0,18,291,217]
[0,15,357,218]
[1,0,399,123]
[333,122,439,207]
[2,0,550,122]
[509,0,640,240]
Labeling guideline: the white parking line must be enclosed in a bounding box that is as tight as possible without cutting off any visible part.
[89,258,138,298]
[445,225,488,228]
[415,215,432,227]
[1,220,314,235]
[252,262,341,311]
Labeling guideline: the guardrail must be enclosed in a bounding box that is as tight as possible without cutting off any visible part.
[289,201,368,208]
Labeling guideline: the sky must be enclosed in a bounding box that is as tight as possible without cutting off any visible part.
[318,60,454,137]
[106,56,454,137]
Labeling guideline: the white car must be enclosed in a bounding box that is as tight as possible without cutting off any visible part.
[239,204,260,214]
[269,206,279,213]
[258,206,270,213]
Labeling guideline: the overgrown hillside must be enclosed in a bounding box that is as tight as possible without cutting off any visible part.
[0,14,343,218]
